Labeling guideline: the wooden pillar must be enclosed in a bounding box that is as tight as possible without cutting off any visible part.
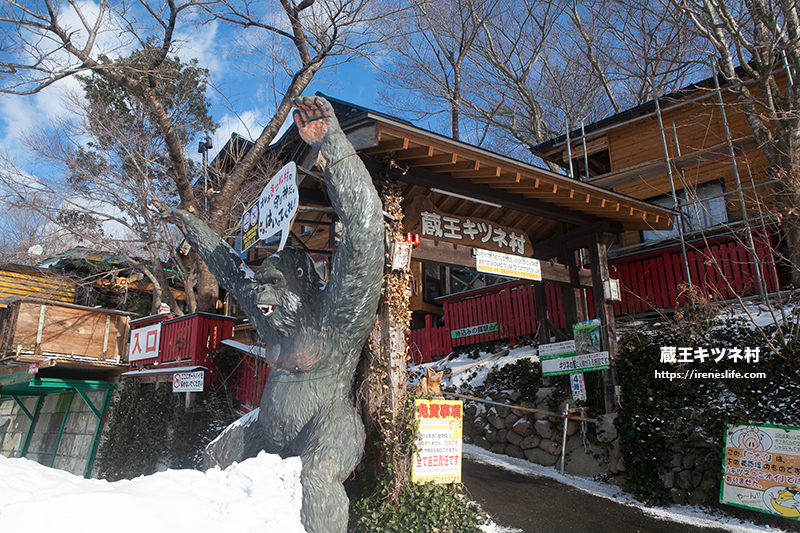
[533,282,549,345]
[557,244,584,332]
[587,232,619,414]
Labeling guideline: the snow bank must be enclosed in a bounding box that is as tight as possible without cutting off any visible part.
[0,452,305,533]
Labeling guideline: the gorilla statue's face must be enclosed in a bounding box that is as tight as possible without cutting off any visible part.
[253,247,323,338]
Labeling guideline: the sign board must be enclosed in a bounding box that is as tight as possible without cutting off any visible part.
[570,373,587,402]
[475,248,542,281]
[258,162,298,252]
[721,423,800,519]
[405,196,530,256]
[542,351,610,376]
[540,338,609,376]
[129,323,161,362]
[27,362,39,374]
[241,202,260,252]
[451,322,499,340]
[412,399,463,484]
[573,319,603,354]
[172,371,204,393]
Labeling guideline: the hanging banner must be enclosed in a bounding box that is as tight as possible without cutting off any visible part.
[412,399,463,484]
[258,162,299,251]
[475,248,542,281]
[405,197,530,256]
[721,423,800,519]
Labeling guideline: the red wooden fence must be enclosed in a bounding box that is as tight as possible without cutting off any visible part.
[407,233,779,363]
[128,313,268,411]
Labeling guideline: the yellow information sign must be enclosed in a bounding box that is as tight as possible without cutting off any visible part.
[412,399,463,484]
[721,423,800,519]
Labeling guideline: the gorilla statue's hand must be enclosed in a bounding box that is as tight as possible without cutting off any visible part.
[293,96,335,146]
[161,211,186,235]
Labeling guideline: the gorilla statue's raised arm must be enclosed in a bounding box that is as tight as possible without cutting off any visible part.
[164,96,384,533]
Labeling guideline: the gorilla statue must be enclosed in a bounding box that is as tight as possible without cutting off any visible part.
[164,96,384,533]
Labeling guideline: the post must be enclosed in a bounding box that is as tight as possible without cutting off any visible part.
[588,232,619,414]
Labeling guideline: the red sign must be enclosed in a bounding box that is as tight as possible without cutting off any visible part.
[27,363,39,374]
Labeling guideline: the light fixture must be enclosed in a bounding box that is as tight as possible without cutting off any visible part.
[429,188,502,209]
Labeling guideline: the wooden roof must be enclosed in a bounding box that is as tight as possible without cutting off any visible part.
[251,97,675,260]
[338,111,674,238]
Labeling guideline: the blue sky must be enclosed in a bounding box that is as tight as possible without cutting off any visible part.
[0,8,388,174]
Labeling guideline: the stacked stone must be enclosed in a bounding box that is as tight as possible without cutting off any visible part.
[462,387,609,477]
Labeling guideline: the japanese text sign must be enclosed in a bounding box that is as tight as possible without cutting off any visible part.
[451,322,499,340]
[241,202,260,252]
[721,423,800,519]
[405,197,530,256]
[475,248,542,281]
[540,337,609,376]
[412,399,463,484]
[258,162,298,251]
[129,323,161,362]
[173,371,204,393]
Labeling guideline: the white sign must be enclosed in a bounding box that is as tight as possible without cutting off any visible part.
[539,340,576,357]
[451,322,499,340]
[542,351,610,376]
[475,248,541,281]
[570,373,587,402]
[129,323,162,362]
[172,371,204,392]
[412,399,463,484]
[258,162,299,251]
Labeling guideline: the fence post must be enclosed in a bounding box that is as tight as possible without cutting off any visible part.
[501,288,517,346]
[442,301,453,353]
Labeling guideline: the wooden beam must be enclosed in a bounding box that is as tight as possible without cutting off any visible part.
[411,239,593,287]
[362,155,597,227]
[532,220,623,259]
[392,146,434,160]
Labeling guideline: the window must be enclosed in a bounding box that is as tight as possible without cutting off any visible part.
[641,181,728,242]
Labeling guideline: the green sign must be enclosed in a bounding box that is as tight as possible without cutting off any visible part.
[451,322,499,339]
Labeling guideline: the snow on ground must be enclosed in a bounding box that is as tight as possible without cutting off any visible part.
[464,444,791,533]
[0,452,306,533]
[0,451,516,533]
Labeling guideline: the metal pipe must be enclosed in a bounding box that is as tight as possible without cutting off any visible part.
[669,121,694,291]
[49,390,75,468]
[711,61,768,300]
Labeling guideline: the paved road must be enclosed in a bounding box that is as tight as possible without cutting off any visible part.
[462,458,731,533]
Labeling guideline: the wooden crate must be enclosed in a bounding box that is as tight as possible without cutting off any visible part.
[0,300,130,362]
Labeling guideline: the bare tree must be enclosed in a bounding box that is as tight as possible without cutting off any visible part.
[372,0,498,141]
[0,0,376,311]
[671,0,800,283]
[0,84,187,314]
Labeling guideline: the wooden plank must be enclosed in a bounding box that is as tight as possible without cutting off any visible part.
[403,153,458,167]
[392,146,434,160]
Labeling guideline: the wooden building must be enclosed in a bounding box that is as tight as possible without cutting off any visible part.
[529,73,783,315]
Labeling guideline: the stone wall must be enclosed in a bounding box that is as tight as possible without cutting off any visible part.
[461,388,722,504]
[0,390,105,476]
[462,387,614,477]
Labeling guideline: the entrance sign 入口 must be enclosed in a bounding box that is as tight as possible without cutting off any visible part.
[721,423,800,519]
[475,248,542,281]
[451,322,499,340]
[412,399,463,484]
[173,371,204,392]
[129,323,161,362]
[258,162,299,252]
